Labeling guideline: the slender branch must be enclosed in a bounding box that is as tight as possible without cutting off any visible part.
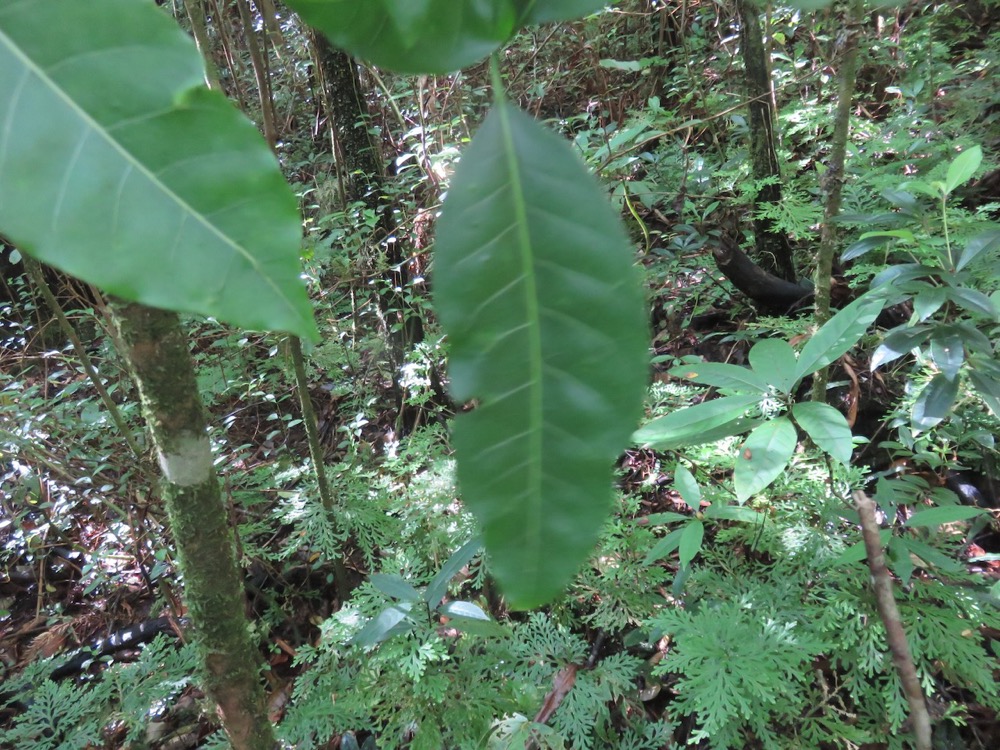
[854,491,932,750]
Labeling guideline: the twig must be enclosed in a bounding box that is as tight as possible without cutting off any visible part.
[853,490,932,750]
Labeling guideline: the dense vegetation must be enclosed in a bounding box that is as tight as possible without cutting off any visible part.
[1,1,999,749]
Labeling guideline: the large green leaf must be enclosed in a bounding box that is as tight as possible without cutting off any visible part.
[668,361,769,393]
[633,394,760,450]
[287,0,518,73]
[0,0,315,340]
[791,401,852,464]
[748,338,798,393]
[287,1,606,73]
[433,101,648,609]
[733,417,797,503]
[794,294,884,381]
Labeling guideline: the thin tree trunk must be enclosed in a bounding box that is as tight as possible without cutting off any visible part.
[183,0,222,91]
[236,0,277,147]
[811,0,864,402]
[309,30,423,378]
[854,491,933,750]
[109,301,275,750]
[736,0,796,282]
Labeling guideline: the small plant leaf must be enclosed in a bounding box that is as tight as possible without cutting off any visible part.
[896,537,963,573]
[644,527,685,566]
[734,417,797,503]
[956,229,1000,272]
[944,144,982,195]
[888,537,915,587]
[911,373,959,431]
[702,504,761,522]
[828,529,892,566]
[369,574,423,603]
[904,505,986,528]
[434,101,648,609]
[748,339,798,393]
[678,520,704,568]
[0,0,316,340]
[633,394,760,450]
[674,464,701,509]
[791,402,853,464]
[871,326,932,371]
[668,362,769,393]
[912,287,948,321]
[794,294,885,381]
[351,604,414,648]
[929,330,965,381]
[426,538,482,610]
[947,285,998,320]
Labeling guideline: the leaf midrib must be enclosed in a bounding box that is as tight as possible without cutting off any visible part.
[0,23,298,319]
[496,102,544,577]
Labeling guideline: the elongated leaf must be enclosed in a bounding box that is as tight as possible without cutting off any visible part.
[887,537,915,587]
[911,373,959,430]
[678,520,704,568]
[434,102,648,609]
[791,401,853,464]
[426,537,482,610]
[904,505,986,528]
[871,325,932,371]
[633,394,760,450]
[370,574,423,603]
[929,329,965,381]
[668,361,769,393]
[702,504,761,522]
[351,604,414,647]
[947,285,998,320]
[957,229,1000,272]
[287,0,518,73]
[828,529,892,567]
[794,294,884,381]
[644,527,684,566]
[0,0,315,340]
[912,286,947,321]
[748,339,798,393]
[734,417,797,503]
[674,464,700,509]
[944,145,982,194]
[896,537,962,573]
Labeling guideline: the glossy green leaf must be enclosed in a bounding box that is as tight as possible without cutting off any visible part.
[644,527,684,566]
[524,0,607,23]
[947,285,998,320]
[944,145,982,195]
[702,504,761,523]
[425,538,482,610]
[669,361,769,393]
[286,0,518,73]
[871,326,932,371]
[434,101,648,609]
[956,229,1000,272]
[896,537,962,573]
[794,294,884,381]
[674,464,700,509]
[351,604,414,647]
[969,370,1000,417]
[678,520,704,568]
[0,0,316,340]
[369,574,423,603]
[911,373,959,431]
[791,402,852,464]
[904,505,986,528]
[734,417,797,503]
[912,286,947,321]
[633,394,760,450]
[748,338,798,393]
[887,537,915,587]
[929,330,965,381]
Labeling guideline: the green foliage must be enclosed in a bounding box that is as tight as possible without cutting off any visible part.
[0,0,316,339]
[434,96,649,607]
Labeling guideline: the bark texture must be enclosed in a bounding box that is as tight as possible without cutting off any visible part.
[110,301,275,750]
[712,234,812,311]
[736,0,797,282]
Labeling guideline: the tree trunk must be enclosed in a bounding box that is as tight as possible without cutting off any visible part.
[236,0,278,148]
[736,0,797,282]
[108,301,275,750]
[811,0,865,402]
[309,31,423,373]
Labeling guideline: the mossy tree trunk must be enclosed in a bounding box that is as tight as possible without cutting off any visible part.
[811,0,865,402]
[736,0,797,282]
[109,301,275,750]
[310,31,423,371]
